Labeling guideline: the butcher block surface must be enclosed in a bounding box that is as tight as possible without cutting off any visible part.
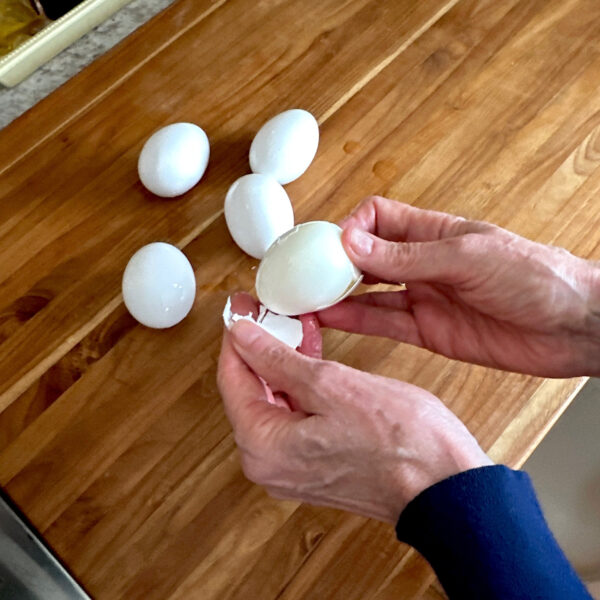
[1,0,599,597]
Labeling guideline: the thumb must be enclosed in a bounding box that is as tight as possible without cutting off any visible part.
[217,330,300,437]
[342,226,471,285]
[230,320,326,414]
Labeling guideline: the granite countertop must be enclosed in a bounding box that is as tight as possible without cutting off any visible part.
[0,0,177,130]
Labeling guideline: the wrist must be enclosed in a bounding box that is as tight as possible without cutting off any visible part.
[390,430,493,523]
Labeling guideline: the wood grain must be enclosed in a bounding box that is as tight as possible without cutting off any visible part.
[0,0,599,598]
[0,0,461,412]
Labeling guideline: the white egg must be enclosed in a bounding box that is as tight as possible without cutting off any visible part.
[256,221,362,316]
[122,242,196,328]
[249,109,319,185]
[138,123,209,197]
[224,174,294,259]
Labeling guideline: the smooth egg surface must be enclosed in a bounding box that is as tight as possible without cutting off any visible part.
[138,123,209,197]
[256,221,361,316]
[122,242,196,328]
[224,174,294,259]
[249,109,319,185]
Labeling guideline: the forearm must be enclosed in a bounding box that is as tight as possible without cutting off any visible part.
[396,466,593,600]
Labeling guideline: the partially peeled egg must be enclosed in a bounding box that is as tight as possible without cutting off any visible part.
[256,221,362,316]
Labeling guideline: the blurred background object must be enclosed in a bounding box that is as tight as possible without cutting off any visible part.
[525,378,600,598]
[38,0,84,20]
[0,492,91,599]
[0,0,49,57]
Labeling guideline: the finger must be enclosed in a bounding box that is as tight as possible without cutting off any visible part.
[359,273,399,285]
[298,313,322,358]
[229,291,260,319]
[229,320,328,414]
[317,291,411,328]
[229,293,322,357]
[341,196,477,243]
[317,299,423,347]
[343,290,411,310]
[217,330,298,435]
[342,226,476,285]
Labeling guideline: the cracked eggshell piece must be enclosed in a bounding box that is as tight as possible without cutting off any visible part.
[138,123,210,197]
[249,109,319,185]
[259,312,304,349]
[256,221,362,316]
[223,297,303,349]
[224,174,294,259]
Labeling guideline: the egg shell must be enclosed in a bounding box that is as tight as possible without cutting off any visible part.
[249,109,319,185]
[222,297,303,348]
[122,242,196,328]
[138,123,209,197]
[256,221,362,316]
[224,174,294,259]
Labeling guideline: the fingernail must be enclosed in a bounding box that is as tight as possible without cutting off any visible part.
[349,228,374,256]
[231,320,262,346]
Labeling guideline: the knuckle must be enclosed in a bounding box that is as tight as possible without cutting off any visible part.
[308,360,339,393]
[362,194,382,208]
[451,232,480,255]
[383,241,416,275]
[369,194,388,207]
[294,422,333,459]
[239,454,268,485]
[468,219,494,233]
[367,195,385,219]
[264,344,292,372]
[384,239,403,260]
[444,217,495,241]
[353,195,381,222]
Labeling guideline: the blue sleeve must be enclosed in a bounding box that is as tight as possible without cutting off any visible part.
[395,465,593,599]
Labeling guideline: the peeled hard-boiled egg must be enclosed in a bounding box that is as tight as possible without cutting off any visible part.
[138,123,209,197]
[249,109,319,185]
[122,242,196,328]
[224,173,294,259]
[256,221,362,316]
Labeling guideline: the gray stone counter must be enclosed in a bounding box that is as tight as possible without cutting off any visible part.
[0,0,177,129]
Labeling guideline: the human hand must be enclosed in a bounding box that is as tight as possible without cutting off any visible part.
[318,196,600,378]
[217,294,492,523]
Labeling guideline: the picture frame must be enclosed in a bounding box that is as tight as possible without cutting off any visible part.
[0,0,131,87]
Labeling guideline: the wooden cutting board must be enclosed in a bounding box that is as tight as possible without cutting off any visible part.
[0,0,598,597]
